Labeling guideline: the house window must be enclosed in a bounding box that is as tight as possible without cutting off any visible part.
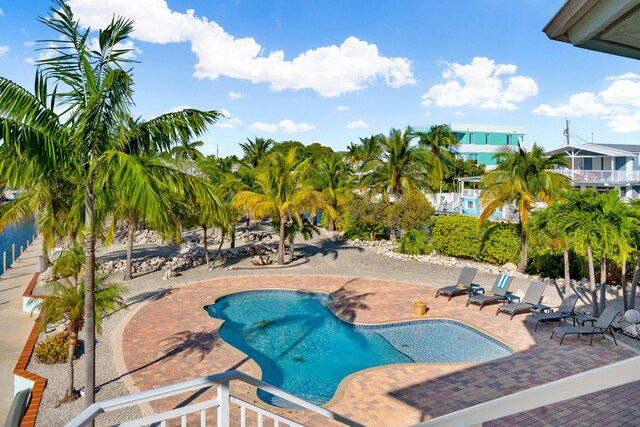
[468,153,479,162]
[469,133,475,144]
[485,134,491,144]
[466,200,475,210]
[506,135,513,145]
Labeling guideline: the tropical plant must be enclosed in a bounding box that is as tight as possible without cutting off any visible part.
[528,201,573,296]
[232,148,332,264]
[0,2,222,407]
[170,139,204,162]
[479,143,570,273]
[397,229,430,255]
[240,137,274,168]
[363,128,437,239]
[412,124,457,190]
[275,217,319,262]
[35,275,124,403]
[52,243,85,288]
[554,190,631,315]
[308,153,353,231]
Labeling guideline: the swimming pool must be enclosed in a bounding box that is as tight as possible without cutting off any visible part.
[206,290,511,407]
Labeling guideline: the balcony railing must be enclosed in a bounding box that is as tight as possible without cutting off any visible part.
[556,169,640,183]
[461,189,482,198]
[67,370,364,427]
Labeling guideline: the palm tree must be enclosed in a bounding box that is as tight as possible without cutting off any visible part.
[35,275,124,403]
[0,2,222,407]
[479,143,570,273]
[232,148,332,265]
[555,190,631,315]
[52,244,85,288]
[170,139,204,162]
[344,142,362,167]
[280,217,319,262]
[527,201,573,296]
[308,153,353,231]
[240,137,274,168]
[413,124,457,190]
[363,128,435,239]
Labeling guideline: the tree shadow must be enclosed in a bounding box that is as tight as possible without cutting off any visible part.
[96,328,220,391]
[296,238,364,261]
[328,280,373,323]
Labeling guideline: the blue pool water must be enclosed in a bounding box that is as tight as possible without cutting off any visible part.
[206,290,511,407]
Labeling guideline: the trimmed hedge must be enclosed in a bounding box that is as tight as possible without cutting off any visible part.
[430,215,520,265]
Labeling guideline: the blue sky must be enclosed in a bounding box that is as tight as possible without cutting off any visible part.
[1,0,640,157]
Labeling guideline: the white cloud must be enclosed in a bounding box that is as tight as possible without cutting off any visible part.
[24,41,35,47]
[532,92,610,117]
[454,111,464,116]
[278,119,314,132]
[608,111,640,132]
[605,72,640,81]
[67,0,415,97]
[337,105,349,111]
[167,105,191,113]
[0,46,8,58]
[24,58,35,64]
[599,79,640,106]
[249,122,278,132]
[249,120,314,133]
[0,8,4,17]
[346,119,369,129]
[422,56,538,110]
[214,108,242,128]
[228,91,244,100]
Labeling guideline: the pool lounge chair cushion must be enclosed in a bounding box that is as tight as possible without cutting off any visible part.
[550,306,619,345]
[435,267,478,301]
[466,274,512,310]
[496,282,547,320]
[526,294,580,331]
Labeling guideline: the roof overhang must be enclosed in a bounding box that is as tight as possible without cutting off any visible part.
[544,0,640,60]
[546,143,634,157]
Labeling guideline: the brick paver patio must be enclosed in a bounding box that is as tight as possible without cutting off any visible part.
[116,276,639,426]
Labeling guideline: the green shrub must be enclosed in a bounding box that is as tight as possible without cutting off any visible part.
[430,215,520,265]
[398,229,430,255]
[35,332,78,364]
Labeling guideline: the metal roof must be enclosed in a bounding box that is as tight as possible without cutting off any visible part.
[546,143,638,157]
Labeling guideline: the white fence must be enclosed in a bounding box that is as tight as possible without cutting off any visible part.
[557,169,640,183]
[67,370,364,427]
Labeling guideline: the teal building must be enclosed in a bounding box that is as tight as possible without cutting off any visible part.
[413,123,526,170]
[449,123,525,169]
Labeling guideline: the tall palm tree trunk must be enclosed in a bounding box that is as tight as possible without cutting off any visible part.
[66,331,78,400]
[631,258,640,310]
[518,230,528,273]
[123,221,135,281]
[203,225,210,268]
[563,249,571,296]
[289,235,295,263]
[83,184,96,410]
[328,217,335,232]
[278,214,286,265]
[599,255,607,313]
[622,261,628,312]
[587,245,599,316]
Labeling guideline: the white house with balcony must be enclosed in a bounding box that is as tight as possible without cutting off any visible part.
[545,143,640,199]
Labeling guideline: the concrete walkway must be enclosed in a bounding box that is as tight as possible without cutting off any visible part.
[0,238,42,422]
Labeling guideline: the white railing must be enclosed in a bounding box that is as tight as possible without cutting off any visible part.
[67,370,364,427]
[411,356,640,427]
[556,169,640,183]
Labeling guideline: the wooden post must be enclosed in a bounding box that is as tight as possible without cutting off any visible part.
[20,245,23,255]
[11,244,15,263]
[2,251,5,274]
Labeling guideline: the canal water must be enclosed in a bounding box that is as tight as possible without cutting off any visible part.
[0,218,37,275]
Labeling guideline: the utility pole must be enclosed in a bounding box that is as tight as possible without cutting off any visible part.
[564,118,570,146]
[216,144,219,159]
